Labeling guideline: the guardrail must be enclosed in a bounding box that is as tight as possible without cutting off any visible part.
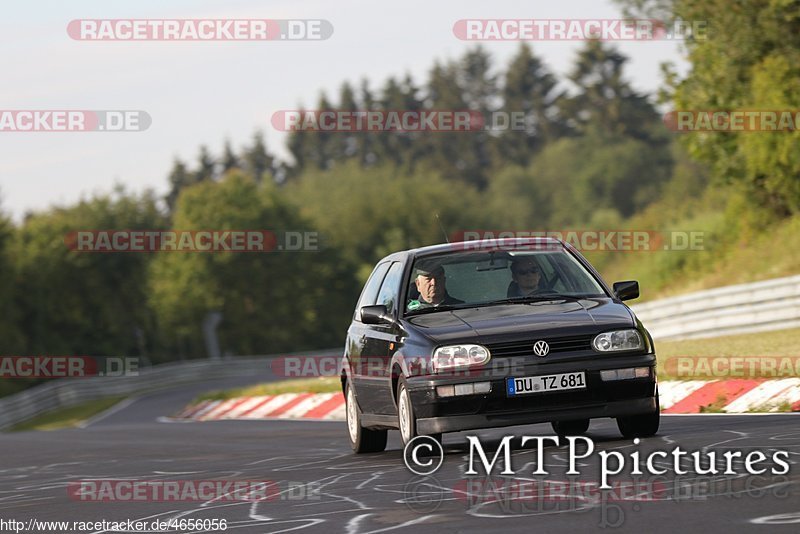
[631,274,800,340]
[4,275,799,429]
[0,349,341,431]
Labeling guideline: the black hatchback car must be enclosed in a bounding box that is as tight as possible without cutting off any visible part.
[341,237,659,453]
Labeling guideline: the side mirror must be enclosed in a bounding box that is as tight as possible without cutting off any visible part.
[360,304,391,325]
[613,280,640,301]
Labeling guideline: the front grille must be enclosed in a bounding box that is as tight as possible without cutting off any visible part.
[486,335,593,358]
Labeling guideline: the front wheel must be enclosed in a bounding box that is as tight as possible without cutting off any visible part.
[617,399,660,439]
[551,419,590,436]
[346,382,387,453]
[397,378,441,447]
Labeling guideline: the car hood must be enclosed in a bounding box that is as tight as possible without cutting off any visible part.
[405,298,635,345]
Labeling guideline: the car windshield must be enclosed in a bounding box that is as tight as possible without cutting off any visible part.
[405,246,607,315]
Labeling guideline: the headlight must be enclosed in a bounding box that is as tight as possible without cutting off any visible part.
[432,344,491,372]
[592,329,643,352]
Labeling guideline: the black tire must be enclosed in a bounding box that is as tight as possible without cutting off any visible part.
[617,399,660,439]
[551,419,590,436]
[345,382,387,453]
[396,378,442,447]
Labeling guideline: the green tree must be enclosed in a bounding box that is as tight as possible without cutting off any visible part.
[221,140,241,174]
[485,165,553,229]
[149,173,358,357]
[193,146,216,183]
[425,53,494,188]
[0,200,23,354]
[285,161,489,277]
[165,158,191,213]
[459,47,498,113]
[359,78,380,166]
[376,75,425,170]
[14,188,165,359]
[286,109,310,175]
[500,43,566,165]
[335,82,361,163]
[618,0,800,215]
[492,135,672,228]
[287,93,336,171]
[243,131,275,184]
[561,40,662,143]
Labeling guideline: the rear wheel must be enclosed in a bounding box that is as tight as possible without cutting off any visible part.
[551,418,590,436]
[345,382,387,453]
[397,378,442,447]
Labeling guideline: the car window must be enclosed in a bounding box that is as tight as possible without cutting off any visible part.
[550,252,605,294]
[375,262,403,315]
[434,261,507,302]
[405,248,607,314]
[354,262,390,320]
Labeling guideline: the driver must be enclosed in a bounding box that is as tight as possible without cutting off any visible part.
[407,262,464,311]
[509,256,544,297]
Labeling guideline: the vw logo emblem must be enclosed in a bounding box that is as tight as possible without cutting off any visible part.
[533,340,550,357]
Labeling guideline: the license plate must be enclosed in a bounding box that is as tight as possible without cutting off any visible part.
[506,372,586,396]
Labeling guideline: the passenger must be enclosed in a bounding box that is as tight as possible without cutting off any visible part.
[509,256,545,297]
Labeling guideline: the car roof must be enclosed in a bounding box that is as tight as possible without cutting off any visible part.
[378,237,567,264]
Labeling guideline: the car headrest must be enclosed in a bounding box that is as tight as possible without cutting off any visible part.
[409,285,420,300]
[507,281,520,298]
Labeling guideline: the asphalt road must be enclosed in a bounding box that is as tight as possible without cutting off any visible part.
[1,383,799,534]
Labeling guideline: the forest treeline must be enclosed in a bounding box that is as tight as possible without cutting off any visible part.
[2,0,797,386]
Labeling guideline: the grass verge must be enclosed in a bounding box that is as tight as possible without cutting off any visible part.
[8,396,127,432]
[589,202,800,303]
[656,327,800,380]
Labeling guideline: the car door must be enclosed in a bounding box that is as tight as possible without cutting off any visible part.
[348,261,390,409]
[361,261,404,414]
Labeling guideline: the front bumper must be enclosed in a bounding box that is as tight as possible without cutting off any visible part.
[407,352,658,435]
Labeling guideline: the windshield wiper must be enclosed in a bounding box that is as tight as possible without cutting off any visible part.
[406,293,593,315]
[405,303,467,316]
[493,292,589,304]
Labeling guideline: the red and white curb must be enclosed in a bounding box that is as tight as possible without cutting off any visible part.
[660,378,800,414]
[177,392,346,421]
[176,379,800,422]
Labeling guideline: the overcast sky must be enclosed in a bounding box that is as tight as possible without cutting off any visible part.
[0,0,688,221]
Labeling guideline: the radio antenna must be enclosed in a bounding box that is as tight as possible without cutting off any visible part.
[434,212,450,243]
